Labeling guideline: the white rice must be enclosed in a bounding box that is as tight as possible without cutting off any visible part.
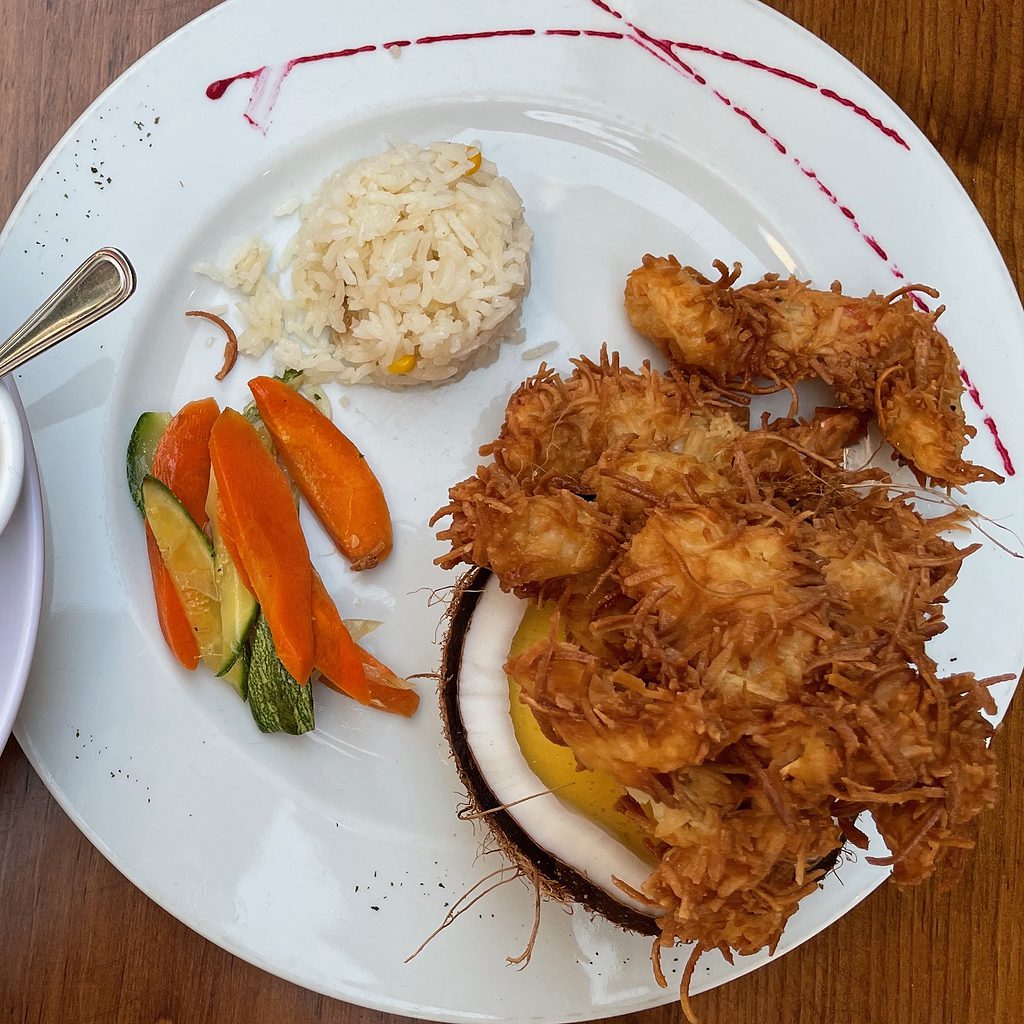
[194,236,270,296]
[272,195,302,217]
[201,140,533,386]
[522,341,559,361]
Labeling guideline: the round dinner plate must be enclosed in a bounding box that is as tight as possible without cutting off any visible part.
[0,380,44,756]
[4,0,1023,1020]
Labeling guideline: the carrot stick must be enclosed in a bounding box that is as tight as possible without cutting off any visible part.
[209,408,314,683]
[248,376,393,570]
[151,398,220,526]
[214,486,253,594]
[147,397,219,669]
[320,645,420,717]
[311,574,369,704]
[146,527,200,670]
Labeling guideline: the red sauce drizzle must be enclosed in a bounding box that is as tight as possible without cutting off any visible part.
[673,41,818,89]
[960,369,984,409]
[292,44,377,67]
[820,88,909,150]
[415,29,535,45]
[589,0,623,19]
[206,68,263,100]
[985,418,1016,475]
[865,236,888,261]
[959,370,1014,474]
[666,45,909,149]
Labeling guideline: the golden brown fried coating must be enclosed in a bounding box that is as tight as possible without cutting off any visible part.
[481,348,748,489]
[832,667,999,887]
[433,466,617,591]
[624,255,1001,488]
[619,505,822,702]
[582,407,866,524]
[623,255,755,379]
[735,407,867,481]
[507,641,723,790]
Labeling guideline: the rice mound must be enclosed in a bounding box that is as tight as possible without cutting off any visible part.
[202,141,533,386]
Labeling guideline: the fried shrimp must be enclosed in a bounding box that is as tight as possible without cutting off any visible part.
[433,468,616,591]
[434,332,1007,1022]
[507,641,723,789]
[624,255,1000,488]
[480,348,748,489]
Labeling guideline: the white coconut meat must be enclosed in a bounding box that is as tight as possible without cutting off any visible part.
[456,574,660,920]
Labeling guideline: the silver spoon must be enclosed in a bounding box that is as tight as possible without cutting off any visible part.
[0,248,136,378]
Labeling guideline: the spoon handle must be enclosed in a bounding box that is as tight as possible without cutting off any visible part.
[0,248,136,378]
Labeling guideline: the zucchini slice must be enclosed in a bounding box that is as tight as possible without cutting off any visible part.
[127,412,171,516]
[221,643,251,701]
[247,614,315,735]
[142,476,222,669]
[206,473,259,693]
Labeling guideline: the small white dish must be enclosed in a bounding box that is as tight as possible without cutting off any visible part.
[0,378,44,755]
[0,380,25,538]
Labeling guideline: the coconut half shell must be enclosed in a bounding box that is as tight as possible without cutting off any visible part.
[439,565,660,937]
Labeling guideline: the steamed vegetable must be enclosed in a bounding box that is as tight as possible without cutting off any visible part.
[127,411,200,669]
[150,398,220,525]
[129,381,416,734]
[320,646,420,718]
[142,476,222,669]
[149,398,220,668]
[312,574,369,704]
[247,614,315,734]
[208,408,314,684]
[127,411,171,514]
[248,375,393,570]
[206,473,258,696]
[145,530,201,671]
[133,400,219,671]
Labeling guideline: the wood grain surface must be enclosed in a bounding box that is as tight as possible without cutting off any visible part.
[1,2,1021,1023]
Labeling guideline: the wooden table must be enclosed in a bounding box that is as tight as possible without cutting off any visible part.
[1,2,1021,1022]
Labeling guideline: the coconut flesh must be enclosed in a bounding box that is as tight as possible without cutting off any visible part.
[440,567,662,935]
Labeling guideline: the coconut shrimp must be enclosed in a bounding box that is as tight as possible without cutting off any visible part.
[581,406,865,523]
[433,468,617,592]
[618,505,824,702]
[507,640,723,791]
[624,255,1001,488]
[482,348,748,490]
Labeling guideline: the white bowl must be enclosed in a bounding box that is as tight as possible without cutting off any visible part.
[0,381,25,537]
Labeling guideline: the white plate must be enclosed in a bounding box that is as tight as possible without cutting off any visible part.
[4,0,1023,1020]
[0,380,44,754]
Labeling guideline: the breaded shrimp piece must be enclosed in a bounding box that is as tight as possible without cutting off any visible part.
[833,666,1000,887]
[433,345,1007,1002]
[742,272,996,487]
[735,407,867,482]
[433,468,616,591]
[585,443,731,521]
[583,410,745,520]
[625,256,1000,488]
[483,348,748,489]
[800,494,972,649]
[620,506,824,702]
[507,640,723,789]
[624,255,756,379]
[644,837,836,960]
[585,408,865,524]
